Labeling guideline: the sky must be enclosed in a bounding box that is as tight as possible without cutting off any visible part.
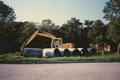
[2,0,109,26]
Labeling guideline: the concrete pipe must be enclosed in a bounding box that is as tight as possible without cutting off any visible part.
[57,48,65,56]
[87,48,92,53]
[67,48,75,55]
[63,48,71,57]
[77,48,83,51]
[77,48,83,56]
[81,48,89,56]
[24,48,42,57]
[42,48,55,58]
[54,48,62,57]
[72,48,80,56]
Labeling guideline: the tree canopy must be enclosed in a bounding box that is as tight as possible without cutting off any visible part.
[103,0,120,53]
[40,19,56,33]
[0,1,16,22]
[88,20,107,48]
[103,0,120,21]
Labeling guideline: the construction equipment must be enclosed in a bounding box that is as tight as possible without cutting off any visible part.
[20,30,78,57]
[20,30,74,51]
[21,30,93,57]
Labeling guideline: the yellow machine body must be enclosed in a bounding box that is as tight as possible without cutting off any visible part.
[20,30,74,51]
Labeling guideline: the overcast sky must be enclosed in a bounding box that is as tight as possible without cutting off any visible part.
[3,0,109,26]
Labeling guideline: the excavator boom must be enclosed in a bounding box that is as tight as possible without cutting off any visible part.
[20,30,56,51]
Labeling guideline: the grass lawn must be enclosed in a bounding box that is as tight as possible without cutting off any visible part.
[0,51,120,63]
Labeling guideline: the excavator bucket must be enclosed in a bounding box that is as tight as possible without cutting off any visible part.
[24,48,42,57]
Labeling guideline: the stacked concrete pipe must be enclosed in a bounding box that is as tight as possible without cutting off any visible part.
[24,48,92,58]
[42,48,91,57]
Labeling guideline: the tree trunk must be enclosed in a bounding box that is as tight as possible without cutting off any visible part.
[117,43,120,54]
[102,50,104,55]
[101,42,104,55]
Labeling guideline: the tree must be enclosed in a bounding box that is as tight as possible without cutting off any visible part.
[107,18,120,53]
[66,18,82,47]
[88,20,108,55]
[80,20,94,47]
[0,1,16,53]
[18,22,36,44]
[103,0,120,21]
[0,21,25,53]
[103,0,120,53]
[0,1,16,22]
[59,24,72,43]
[40,19,55,33]
[84,20,94,28]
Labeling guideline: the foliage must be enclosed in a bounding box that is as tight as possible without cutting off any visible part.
[106,18,120,53]
[88,20,108,49]
[103,0,120,21]
[84,20,94,28]
[64,18,82,47]
[0,21,37,53]
[103,0,120,53]
[40,19,56,33]
[0,1,16,53]
[80,20,94,47]
[0,1,16,22]
[107,18,120,44]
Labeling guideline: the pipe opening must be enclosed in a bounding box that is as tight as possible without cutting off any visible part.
[63,49,71,57]
[72,48,80,56]
[81,48,88,56]
[54,48,61,57]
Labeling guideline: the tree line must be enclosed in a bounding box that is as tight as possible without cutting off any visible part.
[0,0,120,53]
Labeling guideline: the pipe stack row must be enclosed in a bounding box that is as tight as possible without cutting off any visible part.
[24,48,96,58]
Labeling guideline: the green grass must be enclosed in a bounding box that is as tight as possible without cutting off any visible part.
[0,51,120,63]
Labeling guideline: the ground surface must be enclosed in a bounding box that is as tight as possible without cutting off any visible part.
[0,63,120,80]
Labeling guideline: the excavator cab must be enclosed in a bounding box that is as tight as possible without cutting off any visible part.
[51,38,74,48]
[51,38,63,48]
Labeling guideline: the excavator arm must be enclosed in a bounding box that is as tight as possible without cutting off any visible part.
[20,30,56,51]
[37,31,56,39]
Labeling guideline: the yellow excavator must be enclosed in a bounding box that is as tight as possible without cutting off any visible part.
[21,30,93,57]
[20,30,74,52]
